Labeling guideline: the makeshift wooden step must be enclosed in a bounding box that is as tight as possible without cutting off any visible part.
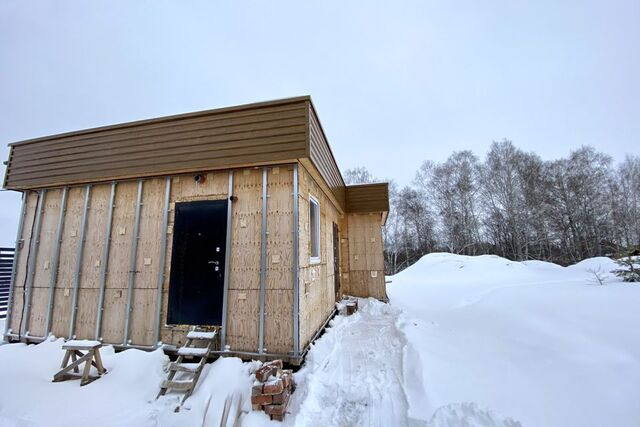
[52,340,107,386]
[156,327,218,408]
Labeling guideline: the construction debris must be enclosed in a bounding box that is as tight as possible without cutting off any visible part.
[250,360,295,422]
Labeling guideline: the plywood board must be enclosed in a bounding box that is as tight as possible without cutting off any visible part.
[32,189,62,289]
[74,288,98,339]
[135,178,164,289]
[26,287,48,337]
[50,287,72,338]
[79,184,110,289]
[9,191,38,333]
[100,288,127,343]
[227,289,259,351]
[129,288,157,346]
[264,289,293,354]
[266,166,293,291]
[229,169,261,291]
[105,181,137,290]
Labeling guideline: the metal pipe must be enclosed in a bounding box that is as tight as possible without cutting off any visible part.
[68,185,91,339]
[44,187,68,336]
[3,192,28,341]
[21,189,46,337]
[258,167,268,353]
[292,163,300,356]
[220,171,234,350]
[94,182,116,340]
[123,179,143,346]
[153,177,171,347]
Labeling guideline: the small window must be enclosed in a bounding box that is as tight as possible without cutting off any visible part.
[309,195,320,263]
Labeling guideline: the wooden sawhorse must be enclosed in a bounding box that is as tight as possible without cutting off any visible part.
[53,340,107,386]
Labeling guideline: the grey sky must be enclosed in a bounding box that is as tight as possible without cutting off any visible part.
[1,0,638,245]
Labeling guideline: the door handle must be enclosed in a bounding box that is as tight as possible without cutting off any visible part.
[208,261,219,265]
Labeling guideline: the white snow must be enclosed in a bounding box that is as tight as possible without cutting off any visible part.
[186,331,217,340]
[63,339,102,348]
[387,253,640,427]
[0,253,638,426]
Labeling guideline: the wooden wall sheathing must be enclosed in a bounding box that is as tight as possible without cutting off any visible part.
[264,166,294,354]
[26,189,62,337]
[12,165,297,355]
[344,213,387,300]
[298,163,341,350]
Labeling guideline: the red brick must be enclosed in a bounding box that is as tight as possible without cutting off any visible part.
[251,384,264,396]
[263,378,284,395]
[251,394,272,405]
[255,364,276,382]
[251,403,262,411]
[272,389,290,405]
[266,359,283,369]
[264,403,286,416]
[281,372,293,389]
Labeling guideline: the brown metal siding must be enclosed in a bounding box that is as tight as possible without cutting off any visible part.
[307,102,346,209]
[346,183,389,213]
[4,98,309,190]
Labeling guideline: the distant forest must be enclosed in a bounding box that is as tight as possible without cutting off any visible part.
[345,140,640,274]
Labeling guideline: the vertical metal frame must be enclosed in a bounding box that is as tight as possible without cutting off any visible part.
[220,171,234,350]
[21,189,46,337]
[123,179,143,345]
[292,164,300,356]
[3,192,28,340]
[153,177,171,347]
[94,182,116,340]
[68,185,91,338]
[44,186,68,336]
[258,167,268,353]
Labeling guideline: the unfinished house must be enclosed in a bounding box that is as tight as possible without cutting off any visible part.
[2,96,389,364]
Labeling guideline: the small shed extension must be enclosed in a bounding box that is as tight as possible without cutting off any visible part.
[2,96,389,364]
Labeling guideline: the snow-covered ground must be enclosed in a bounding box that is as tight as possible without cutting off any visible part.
[0,253,639,426]
[388,253,640,427]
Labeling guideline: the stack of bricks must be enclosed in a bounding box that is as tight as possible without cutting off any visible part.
[251,360,295,422]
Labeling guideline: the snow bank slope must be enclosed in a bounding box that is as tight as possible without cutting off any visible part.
[388,253,640,427]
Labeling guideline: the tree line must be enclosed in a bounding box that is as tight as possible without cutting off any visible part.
[344,140,640,274]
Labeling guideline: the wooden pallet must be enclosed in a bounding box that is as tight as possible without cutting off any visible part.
[156,327,218,408]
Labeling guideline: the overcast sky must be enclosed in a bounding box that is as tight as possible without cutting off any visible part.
[1,0,638,245]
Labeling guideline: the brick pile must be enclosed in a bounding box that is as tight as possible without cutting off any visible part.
[251,360,295,422]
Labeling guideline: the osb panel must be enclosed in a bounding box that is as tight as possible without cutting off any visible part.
[227,289,259,352]
[229,168,261,291]
[266,165,293,291]
[264,289,293,354]
[129,288,156,346]
[135,178,164,289]
[100,288,127,343]
[105,181,137,290]
[33,189,62,289]
[74,288,98,340]
[9,191,38,333]
[79,184,110,289]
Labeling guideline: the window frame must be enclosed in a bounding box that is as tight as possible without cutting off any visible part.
[309,194,321,264]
